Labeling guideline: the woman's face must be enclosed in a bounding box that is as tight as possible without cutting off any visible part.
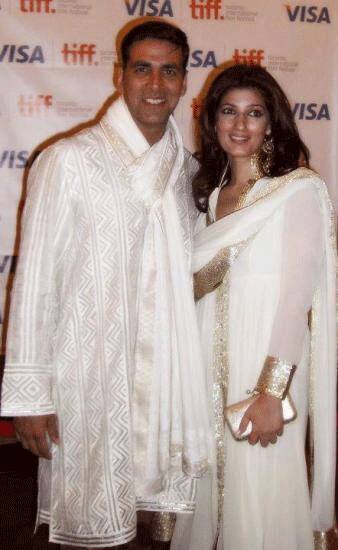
[215,87,271,161]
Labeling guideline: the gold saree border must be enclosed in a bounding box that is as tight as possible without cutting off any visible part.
[210,238,257,533]
[314,528,338,550]
[213,275,230,531]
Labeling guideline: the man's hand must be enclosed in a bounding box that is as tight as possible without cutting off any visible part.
[239,394,283,447]
[14,414,59,459]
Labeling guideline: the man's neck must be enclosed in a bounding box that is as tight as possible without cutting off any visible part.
[137,123,167,146]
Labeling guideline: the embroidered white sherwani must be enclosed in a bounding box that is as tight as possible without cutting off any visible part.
[0,98,209,547]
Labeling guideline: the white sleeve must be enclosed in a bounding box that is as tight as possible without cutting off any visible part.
[268,183,325,365]
[1,146,69,416]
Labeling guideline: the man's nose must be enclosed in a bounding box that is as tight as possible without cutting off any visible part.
[149,70,162,89]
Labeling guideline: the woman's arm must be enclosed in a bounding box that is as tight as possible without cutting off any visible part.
[240,182,325,445]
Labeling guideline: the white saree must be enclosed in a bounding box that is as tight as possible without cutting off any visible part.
[172,168,336,550]
[0,98,209,547]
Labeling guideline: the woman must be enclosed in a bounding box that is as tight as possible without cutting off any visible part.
[172,64,336,550]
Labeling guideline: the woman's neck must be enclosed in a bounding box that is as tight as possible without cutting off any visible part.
[228,157,252,187]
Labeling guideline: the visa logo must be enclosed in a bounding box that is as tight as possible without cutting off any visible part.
[0,256,17,275]
[0,150,29,168]
[292,103,330,120]
[285,5,330,23]
[124,0,174,17]
[190,50,217,68]
[0,45,45,63]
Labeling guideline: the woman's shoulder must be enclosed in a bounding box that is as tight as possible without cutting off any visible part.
[282,168,331,204]
[272,167,324,186]
[248,167,331,213]
[262,167,327,199]
[273,168,334,221]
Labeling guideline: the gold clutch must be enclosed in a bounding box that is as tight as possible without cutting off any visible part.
[225,393,297,441]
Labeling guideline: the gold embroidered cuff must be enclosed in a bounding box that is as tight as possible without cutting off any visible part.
[313,529,338,550]
[254,356,296,399]
[150,512,176,542]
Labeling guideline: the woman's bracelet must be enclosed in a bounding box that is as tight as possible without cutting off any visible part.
[254,356,296,399]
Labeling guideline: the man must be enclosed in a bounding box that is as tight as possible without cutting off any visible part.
[0,21,208,549]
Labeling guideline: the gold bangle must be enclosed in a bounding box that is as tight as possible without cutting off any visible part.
[254,356,296,399]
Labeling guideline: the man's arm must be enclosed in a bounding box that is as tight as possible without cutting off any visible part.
[1,144,70,455]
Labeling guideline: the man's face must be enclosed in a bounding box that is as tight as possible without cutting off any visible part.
[118,38,187,144]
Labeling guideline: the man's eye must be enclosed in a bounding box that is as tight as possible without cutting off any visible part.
[135,66,148,73]
[163,68,177,76]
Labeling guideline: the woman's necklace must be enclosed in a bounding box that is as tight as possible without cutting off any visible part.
[235,178,256,209]
[217,178,256,217]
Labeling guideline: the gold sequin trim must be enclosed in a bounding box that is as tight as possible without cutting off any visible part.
[182,457,209,478]
[212,275,230,532]
[194,238,255,301]
[254,356,296,399]
[309,291,319,495]
[313,528,338,549]
[245,167,318,209]
[150,512,176,542]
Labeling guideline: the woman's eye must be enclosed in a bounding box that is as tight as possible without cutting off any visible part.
[249,109,264,117]
[221,107,235,115]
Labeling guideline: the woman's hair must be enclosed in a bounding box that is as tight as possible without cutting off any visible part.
[193,64,310,212]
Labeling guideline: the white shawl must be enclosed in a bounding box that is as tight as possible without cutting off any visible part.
[101,98,209,496]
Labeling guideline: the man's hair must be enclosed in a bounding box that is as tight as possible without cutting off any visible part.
[120,20,189,72]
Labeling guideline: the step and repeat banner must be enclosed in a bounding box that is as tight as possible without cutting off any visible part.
[0,0,337,356]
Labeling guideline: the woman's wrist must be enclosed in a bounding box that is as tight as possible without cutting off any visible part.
[254,356,296,399]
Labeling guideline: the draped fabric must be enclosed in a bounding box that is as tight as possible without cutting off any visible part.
[172,168,336,550]
[0,98,209,547]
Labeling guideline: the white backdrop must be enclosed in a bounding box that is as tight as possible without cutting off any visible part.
[0,0,337,352]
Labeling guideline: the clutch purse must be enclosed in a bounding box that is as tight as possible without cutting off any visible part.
[225,393,297,441]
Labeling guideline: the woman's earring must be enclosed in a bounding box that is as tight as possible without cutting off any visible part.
[250,135,274,181]
[261,134,274,175]
[250,151,264,182]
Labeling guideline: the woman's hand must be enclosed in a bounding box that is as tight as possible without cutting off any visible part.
[239,394,283,447]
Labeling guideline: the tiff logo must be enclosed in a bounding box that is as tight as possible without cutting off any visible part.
[190,0,224,20]
[18,94,53,116]
[62,44,97,65]
[232,49,264,66]
[20,0,55,12]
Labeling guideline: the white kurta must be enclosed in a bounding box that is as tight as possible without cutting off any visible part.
[0,99,209,547]
[172,169,336,550]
